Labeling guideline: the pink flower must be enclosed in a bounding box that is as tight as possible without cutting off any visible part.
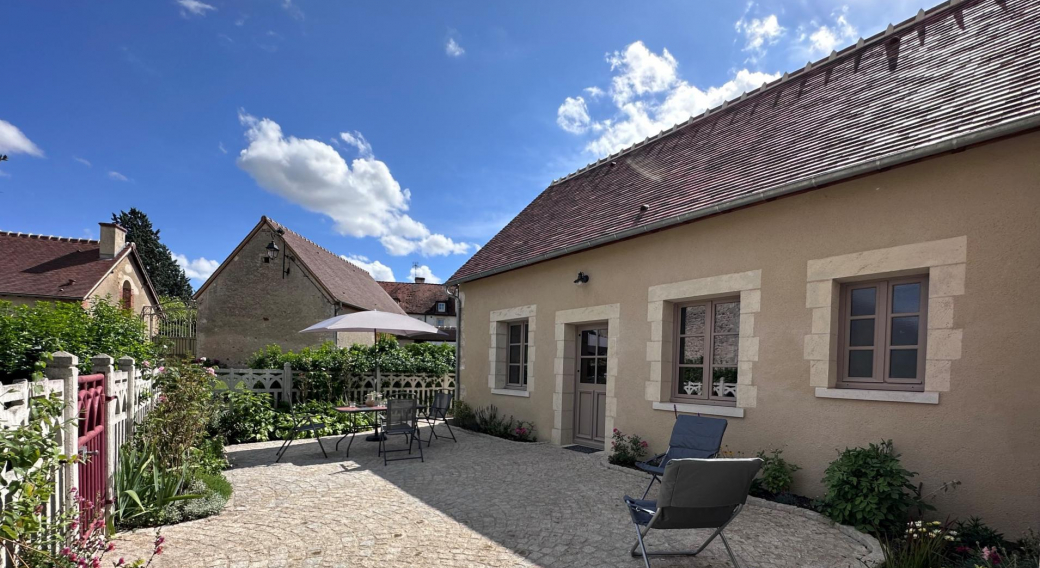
[156,366,165,373]
[116,558,125,567]
[142,360,151,368]
[613,428,619,433]
[205,367,216,376]
[640,440,648,448]
[158,395,167,403]
[982,547,1001,564]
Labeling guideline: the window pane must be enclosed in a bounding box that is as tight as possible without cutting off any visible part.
[522,362,528,385]
[891,283,921,314]
[891,316,919,346]
[848,350,873,378]
[509,345,521,365]
[680,336,704,365]
[581,330,599,357]
[597,328,608,356]
[508,365,520,385]
[580,358,596,384]
[890,349,918,379]
[850,287,876,316]
[680,305,706,336]
[678,367,703,396]
[596,358,607,385]
[712,367,737,399]
[713,302,740,334]
[509,323,522,344]
[849,319,875,347]
[712,334,739,366]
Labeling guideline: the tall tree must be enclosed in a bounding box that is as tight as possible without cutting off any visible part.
[112,208,194,299]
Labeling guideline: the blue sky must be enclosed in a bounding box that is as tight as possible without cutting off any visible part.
[0,0,915,287]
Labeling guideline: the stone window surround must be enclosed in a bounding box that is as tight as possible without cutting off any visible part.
[552,304,620,446]
[646,270,762,419]
[488,305,536,398]
[804,236,966,405]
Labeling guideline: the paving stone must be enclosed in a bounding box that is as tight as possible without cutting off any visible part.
[113,428,877,567]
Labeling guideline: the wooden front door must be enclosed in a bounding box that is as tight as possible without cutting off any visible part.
[573,324,608,447]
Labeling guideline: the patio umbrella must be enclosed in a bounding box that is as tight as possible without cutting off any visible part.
[300,310,443,396]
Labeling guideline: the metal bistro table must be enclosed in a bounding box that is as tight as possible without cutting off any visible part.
[334,405,387,457]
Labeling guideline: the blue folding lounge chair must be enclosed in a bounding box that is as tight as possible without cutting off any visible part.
[635,414,727,498]
[624,457,763,568]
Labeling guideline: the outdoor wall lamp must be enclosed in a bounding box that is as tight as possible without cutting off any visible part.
[265,241,280,260]
[574,271,590,285]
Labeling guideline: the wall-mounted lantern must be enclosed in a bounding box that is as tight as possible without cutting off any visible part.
[265,241,280,260]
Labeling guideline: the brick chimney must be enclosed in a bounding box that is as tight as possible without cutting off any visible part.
[99,222,126,259]
[414,277,425,284]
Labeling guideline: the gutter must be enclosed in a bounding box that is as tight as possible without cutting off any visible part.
[446,283,462,403]
[448,113,1040,285]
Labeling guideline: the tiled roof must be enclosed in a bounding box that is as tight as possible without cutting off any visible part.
[0,231,129,300]
[449,0,1040,283]
[264,218,406,314]
[377,281,455,316]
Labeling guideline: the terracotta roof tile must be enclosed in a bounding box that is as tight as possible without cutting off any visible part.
[377,281,455,316]
[449,0,1040,283]
[264,218,406,314]
[0,232,126,300]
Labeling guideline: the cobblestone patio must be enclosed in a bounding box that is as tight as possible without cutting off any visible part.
[115,428,880,567]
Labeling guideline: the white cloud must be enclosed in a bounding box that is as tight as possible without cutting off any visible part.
[282,0,304,21]
[445,38,465,57]
[172,253,220,281]
[0,170,10,178]
[606,42,679,105]
[557,96,591,134]
[108,171,129,182]
[0,119,44,157]
[235,111,476,257]
[218,142,227,154]
[73,156,92,167]
[583,86,605,99]
[735,13,785,57]
[176,0,216,17]
[557,41,780,157]
[409,264,442,284]
[339,131,372,157]
[801,7,858,58]
[341,254,395,282]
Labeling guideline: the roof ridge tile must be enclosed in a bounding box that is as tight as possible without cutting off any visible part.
[0,230,98,244]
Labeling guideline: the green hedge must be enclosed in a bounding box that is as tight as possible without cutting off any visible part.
[249,337,455,376]
[0,299,157,382]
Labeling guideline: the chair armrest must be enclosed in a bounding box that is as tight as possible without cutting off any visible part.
[639,452,667,467]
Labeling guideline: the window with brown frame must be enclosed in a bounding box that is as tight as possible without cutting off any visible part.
[838,276,928,391]
[121,281,133,311]
[672,298,739,405]
[506,321,528,389]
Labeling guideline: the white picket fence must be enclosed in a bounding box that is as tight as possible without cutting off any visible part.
[0,352,155,568]
[214,365,455,408]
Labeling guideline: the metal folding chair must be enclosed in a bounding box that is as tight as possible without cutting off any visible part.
[624,457,763,568]
[275,399,328,463]
[378,398,424,466]
[421,391,456,446]
[636,414,727,498]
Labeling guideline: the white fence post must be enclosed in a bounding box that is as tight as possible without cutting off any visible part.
[46,351,79,509]
[119,356,136,425]
[282,362,293,404]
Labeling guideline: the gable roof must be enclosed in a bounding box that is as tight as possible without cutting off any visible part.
[448,0,1040,284]
[194,217,405,315]
[0,231,161,305]
[377,281,456,316]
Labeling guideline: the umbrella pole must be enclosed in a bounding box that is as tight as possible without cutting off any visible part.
[366,333,384,442]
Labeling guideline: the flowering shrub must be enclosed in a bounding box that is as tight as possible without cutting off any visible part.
[880,520,958,568]
[452,402,536,442]
[134,360,217,471]
[819,440,930,535]
[608,428,649,467]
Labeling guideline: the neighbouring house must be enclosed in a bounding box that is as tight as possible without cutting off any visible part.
[378,278,457,344]
[0,222,160,316]
[447,0,1040,534]
[194,216,406,365]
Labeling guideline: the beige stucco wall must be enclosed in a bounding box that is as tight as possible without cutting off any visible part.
[457,130,1040,535]
[196,226,372,366]
[88,254,157,317]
